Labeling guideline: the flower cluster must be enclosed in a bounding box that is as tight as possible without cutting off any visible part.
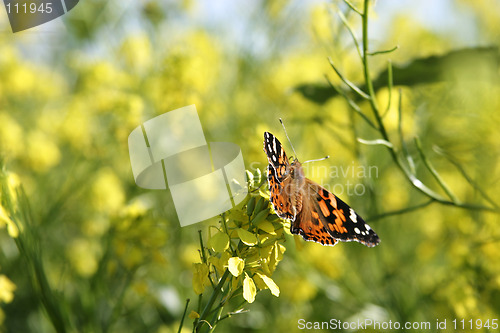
[190,168,288,330]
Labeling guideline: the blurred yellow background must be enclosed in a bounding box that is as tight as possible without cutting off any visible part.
[0,0,499,332]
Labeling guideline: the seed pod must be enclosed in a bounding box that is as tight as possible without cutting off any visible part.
[246,196,256,216]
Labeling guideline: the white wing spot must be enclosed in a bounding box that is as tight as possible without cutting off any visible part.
[272,155,277,163]
[366,224,371,231]
[354,227,360,234]
[349,208,357,223]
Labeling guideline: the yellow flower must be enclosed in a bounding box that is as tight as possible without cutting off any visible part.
[60,101,92,152]
[207,231,230,253]
[0,113,24,157]
[192,263,209,295]
[0,275,16,304]
[0,205,19,238]
[120,35,152,73]
[26,130,61,172]
[253,272,280,297]
[67,238,101,277]
[243,273,257,303]
[91,168,125,214]
[227,257,245,277]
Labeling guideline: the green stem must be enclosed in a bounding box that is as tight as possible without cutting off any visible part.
[178,299,190,333]
[196,269,231,333]
[415,137,459,203]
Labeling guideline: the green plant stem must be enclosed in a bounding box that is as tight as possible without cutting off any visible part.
[415,137,459,203]
[343,0,363,15]
[434,146,499,209]
[324,74,377,129]
[178,299,190,333]
[358,0,498,212]
[368,199,435,221]
[329,57,370,99]
[195,269,231,333]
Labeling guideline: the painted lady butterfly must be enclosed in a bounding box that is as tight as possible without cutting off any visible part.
[263,132,380,247]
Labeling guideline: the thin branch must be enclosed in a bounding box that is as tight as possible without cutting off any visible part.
[343,0,363,15]
[357,138,394,148]
[328,57,370,99]
[433,146,499,209]
[198,230,215,288]
[381,60,393,118]
[367,45,399,56]
[414,137,459,204]
[397,89,415,174]
[324,74,377,129]
[368,200,435,221]
[177,299,190,333]
[337,10,362,60]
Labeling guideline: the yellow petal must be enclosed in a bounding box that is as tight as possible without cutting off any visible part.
[208,231,229,253]
[0,275,16,304]
[0,206,18,238]
[256,220,276,235]
[256,273,280,297]
[252,273,267,290]
[237,228,258,246]
[243,274,256,303]
[188,311,200,319]
[192,263,209,295]
[227,257,245,277]
[0,206,10,229]
[7,221,19,238]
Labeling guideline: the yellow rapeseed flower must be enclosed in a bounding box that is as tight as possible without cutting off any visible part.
[192,263,209,295]
[0,274,16,303]
[67,238,101,277]
[242,273,256,303]
[26,130,61,172]
[120,34,152,73]
[91,168,125,214]
[0,112,25,157]
[0,205,19,238]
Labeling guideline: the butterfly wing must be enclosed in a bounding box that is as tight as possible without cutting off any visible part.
[263,132,295,220]
[302,179,380,247]
[263,132,289,181]
[290,198,339,246]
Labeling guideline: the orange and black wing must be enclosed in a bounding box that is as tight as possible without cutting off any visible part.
[263,132,295,220]
[291,202,339,246]
[292,179,380,247]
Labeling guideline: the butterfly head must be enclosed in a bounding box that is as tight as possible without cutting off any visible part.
[290,158,305,180]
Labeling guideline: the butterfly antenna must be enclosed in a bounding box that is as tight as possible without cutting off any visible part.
[279,118,298,158]
[303,155,330,164]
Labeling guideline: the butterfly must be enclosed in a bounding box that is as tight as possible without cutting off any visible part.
[263,132,380,247]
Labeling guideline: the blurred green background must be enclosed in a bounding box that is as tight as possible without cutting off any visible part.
[1,0,500,332]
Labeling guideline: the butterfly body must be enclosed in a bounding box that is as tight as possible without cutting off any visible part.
[263,132,380,247]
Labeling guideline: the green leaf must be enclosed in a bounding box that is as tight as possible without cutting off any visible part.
[237,228,258,246]
[243,274,257,303]
[227,257,245,277]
